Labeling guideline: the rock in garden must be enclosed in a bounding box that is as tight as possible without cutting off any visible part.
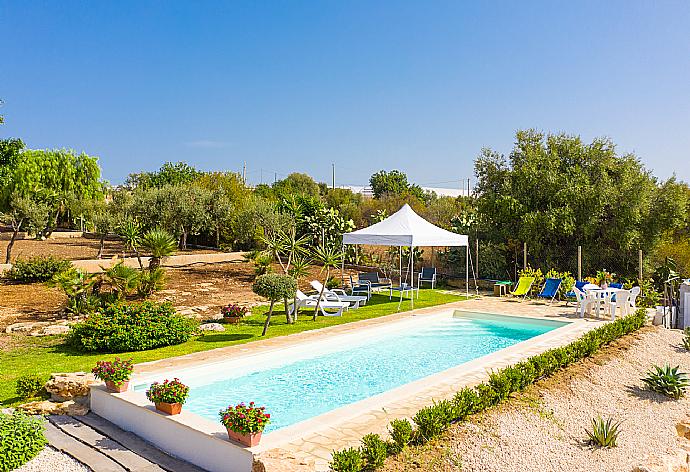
[44,372,98,402]
[18,400,89,416]
[676,420,690,439]
[30,324,71,336]
[198,323,226,332]
[5,321,50,333]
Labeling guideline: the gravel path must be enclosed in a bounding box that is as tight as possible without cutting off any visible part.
[386,327,690,472]
[16,446,90,472]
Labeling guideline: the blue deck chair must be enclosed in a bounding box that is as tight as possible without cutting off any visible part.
[609,282,623,289]
[537,278,562,304]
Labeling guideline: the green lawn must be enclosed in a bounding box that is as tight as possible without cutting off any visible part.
[0,289,466,405]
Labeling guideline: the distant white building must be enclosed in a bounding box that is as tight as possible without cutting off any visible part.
[339,185,470,198]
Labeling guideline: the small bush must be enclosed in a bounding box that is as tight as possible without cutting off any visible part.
[6,256,72,283]
[360,433,387,470]
[642,364,690,399]
[329,447,364,472]
[136,267,166,297]
[68,301,196,352]
[252,273,297,301]
[413,403,449,442]
[585,416,621,448]
[0,410,47,470]
[387,418,413,453]
[15,374,44,399]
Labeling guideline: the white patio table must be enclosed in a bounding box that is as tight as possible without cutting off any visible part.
[584,286,623,318]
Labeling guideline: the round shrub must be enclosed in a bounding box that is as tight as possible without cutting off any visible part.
[252,273,297,302]
[6,256,72,283]
[0,410,47,471]
[15,374,44,399]
[68,301,196,352]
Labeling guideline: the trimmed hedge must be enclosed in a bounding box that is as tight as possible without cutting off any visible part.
[68,301,196,352]
[330,309,648,471]
[6,256,72,283]
[0,410,47,471]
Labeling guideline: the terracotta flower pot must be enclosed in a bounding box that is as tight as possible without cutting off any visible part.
[155,402,182,415]
[105,380,129,393]
[226,428,262,447]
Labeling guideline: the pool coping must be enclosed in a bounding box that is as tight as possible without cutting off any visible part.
[90,299,605,471]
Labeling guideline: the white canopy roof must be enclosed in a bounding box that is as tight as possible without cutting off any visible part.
[342,204,468,247]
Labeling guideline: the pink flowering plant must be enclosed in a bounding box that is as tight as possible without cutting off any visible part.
[145,378,190,404]
[221,304,249,319]
[92,358,133,386]
[219,402,271,434]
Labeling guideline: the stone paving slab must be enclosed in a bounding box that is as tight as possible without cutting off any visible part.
[45,420,128,472]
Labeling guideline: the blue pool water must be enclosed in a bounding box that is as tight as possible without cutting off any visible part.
[143,313,565,432]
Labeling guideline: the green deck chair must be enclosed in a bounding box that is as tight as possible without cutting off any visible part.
[510,276,535,299]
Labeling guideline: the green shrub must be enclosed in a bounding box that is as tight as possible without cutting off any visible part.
[6,256,72,283]
[585,416,621,448]
[15,374,44,399]
[641,364,690,399]
[0,410,47,471]
[360,433,387,470]
[330,447,364,472]
[413,402,450,442]
[137,267,166,297]
[68,301,196,352]
[330,309,648,461]
[387,418,413,453]
[252,273,297,301]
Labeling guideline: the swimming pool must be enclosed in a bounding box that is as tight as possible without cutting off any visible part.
[135,312,567,433]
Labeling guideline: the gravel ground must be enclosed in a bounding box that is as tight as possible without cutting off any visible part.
[385,327,690,472]
[15,446,90,472]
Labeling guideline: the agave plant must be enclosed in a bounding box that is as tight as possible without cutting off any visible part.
[585,416,621,448]
[682,328,690,351]
[141,229,177,270]
[641,364,690,399]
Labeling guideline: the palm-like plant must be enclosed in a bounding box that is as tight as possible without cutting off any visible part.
[98,261,140,301]
[287,255,312,323]
[642,364,690,399]
[141,229,177,270]
[118,219,143,269]
[312,244,344,321]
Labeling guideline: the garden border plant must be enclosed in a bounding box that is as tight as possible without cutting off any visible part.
[329,308,648,472]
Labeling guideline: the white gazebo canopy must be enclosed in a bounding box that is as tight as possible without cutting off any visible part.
[342,204,470,301]
[343,204,468,247]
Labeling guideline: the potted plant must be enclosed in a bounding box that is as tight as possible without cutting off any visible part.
[92,358,134,393]
[219,401,270,446]
[596,269,615,289]
[221,304,249,325]
[146,378,190,415]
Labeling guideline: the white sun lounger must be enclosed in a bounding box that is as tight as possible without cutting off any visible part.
[288,290,350,317]
[309,280,367,308]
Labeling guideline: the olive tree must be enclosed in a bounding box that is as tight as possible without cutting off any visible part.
[252,273,297,336]
[1,194,51,263]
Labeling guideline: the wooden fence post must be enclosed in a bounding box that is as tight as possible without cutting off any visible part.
[578,246,582,281]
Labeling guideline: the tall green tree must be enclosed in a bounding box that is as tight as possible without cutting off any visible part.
[1,194,51,263]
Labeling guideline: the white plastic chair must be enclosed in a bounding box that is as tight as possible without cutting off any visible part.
[608,290,631,320]
[574,287,595,318]
[629,286,641,309]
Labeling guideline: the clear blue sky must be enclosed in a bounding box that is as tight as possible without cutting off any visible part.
[1,1,689,186]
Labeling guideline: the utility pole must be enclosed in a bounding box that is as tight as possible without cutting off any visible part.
[467,178,471,198]
[242,161,246,184]
[274,172,277,184]
[332,163,335,189]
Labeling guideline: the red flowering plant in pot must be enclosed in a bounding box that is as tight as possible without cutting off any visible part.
[145,378,189,415]
[221,304,249,324]
[219,402,270,447]
[92,358,134,393]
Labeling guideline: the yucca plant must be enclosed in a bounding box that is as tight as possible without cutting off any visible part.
[682,328,690,351]
[641,364,690,399]
[141,229,177,270]
[585,416,621,448]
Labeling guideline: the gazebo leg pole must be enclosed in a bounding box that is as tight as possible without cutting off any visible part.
[411,246,414,309]
[341,243,346,289]
[466,244,469,299]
